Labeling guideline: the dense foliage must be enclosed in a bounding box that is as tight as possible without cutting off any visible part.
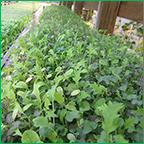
[1,5,143,143]
[1,14,32,59]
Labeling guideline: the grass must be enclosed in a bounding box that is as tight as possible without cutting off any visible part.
[1,1,41,20]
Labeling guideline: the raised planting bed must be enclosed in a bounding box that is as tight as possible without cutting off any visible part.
[1,14,32,60]
[1,5,143,143]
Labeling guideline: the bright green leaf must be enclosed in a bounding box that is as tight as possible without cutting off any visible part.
[15,81,28,89]
[60,109,67,124]
[65,103,77,111]
[66,110,80,122]
[33,116,49,127]
[32,83,41,103]
[71,89,80,96]
[114,134,128,143]
[22,130,42,143]
[67,133,76,143]
[23,103,33,112]
[80,101,90,112]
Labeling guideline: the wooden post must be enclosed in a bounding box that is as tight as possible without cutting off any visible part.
[95,1,121,35]
[75,1,84,15]
[66,1,73,9]
[66,1,68,7]
[59,1,62,6]
[63,1,66,6]
[73,1,76,12]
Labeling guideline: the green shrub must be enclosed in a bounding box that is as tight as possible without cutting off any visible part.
[1,5,143,143]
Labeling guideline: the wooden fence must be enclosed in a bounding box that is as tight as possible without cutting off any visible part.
[60,1,143,35]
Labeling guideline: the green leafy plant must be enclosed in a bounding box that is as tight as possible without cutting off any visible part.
[1,5,143,143]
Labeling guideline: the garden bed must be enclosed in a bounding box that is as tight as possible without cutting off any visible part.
[1,2,44,67]
[1,5,143,143]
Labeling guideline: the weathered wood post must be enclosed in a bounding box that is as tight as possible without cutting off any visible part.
[74,1,84,15]
[95,1,121,35]
[66,1,73,9]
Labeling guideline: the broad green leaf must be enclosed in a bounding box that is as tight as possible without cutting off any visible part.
[22,130,42,143]
[99,59,107,66]
[73,70,81,86]
[131,107,143,116]
[12,102,23,120]
[57,86,63,94]
[65,103,77,111]
[126,94,137,100]
[60,128,68,136]
[92,98,105,115]
[12,108,18,121]
[33,116,49,127]
[113,117,124,127]
[112,59,119,65]
[114,134,128,143]
[67,133,76,143]
[112,66,122,75]
[90,121,97,129]
[119,85,127,91]
[60,109,67,124]
[98,101,123,135]
[81,69,87,73]
[23,103,33,112]
[34,62,43,78]
[39,126,58,143]
[46,74,52,79]
[55,66,62,72]
[9,89,16,100]
[71,89,80,96]
[15,81,28,89]
[124,70,129,76]
[100,50,105,58]
[123,58,128,68]
[80,101,90,112]
[64,83,77,91]
[135,127,143,143]
[82,120,93,134]
[66,110,80,122]
[17,91,24,97]
[32,83,41,103]
[44,98,51,109]
[37,81,46,88]
[97,131,107,143]
[48,79,62,101]
[54,91,64,104]
[49,49,54,56]
[124,117,137,130]
[64,69,73,77]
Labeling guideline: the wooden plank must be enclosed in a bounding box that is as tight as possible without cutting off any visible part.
[118,1,143,23]
[83,1,99,10]
[75,1,84,15]
[96,1,121,35]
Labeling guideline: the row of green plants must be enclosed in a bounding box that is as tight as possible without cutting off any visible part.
[1,14,32,59]
[1,5,143,143]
